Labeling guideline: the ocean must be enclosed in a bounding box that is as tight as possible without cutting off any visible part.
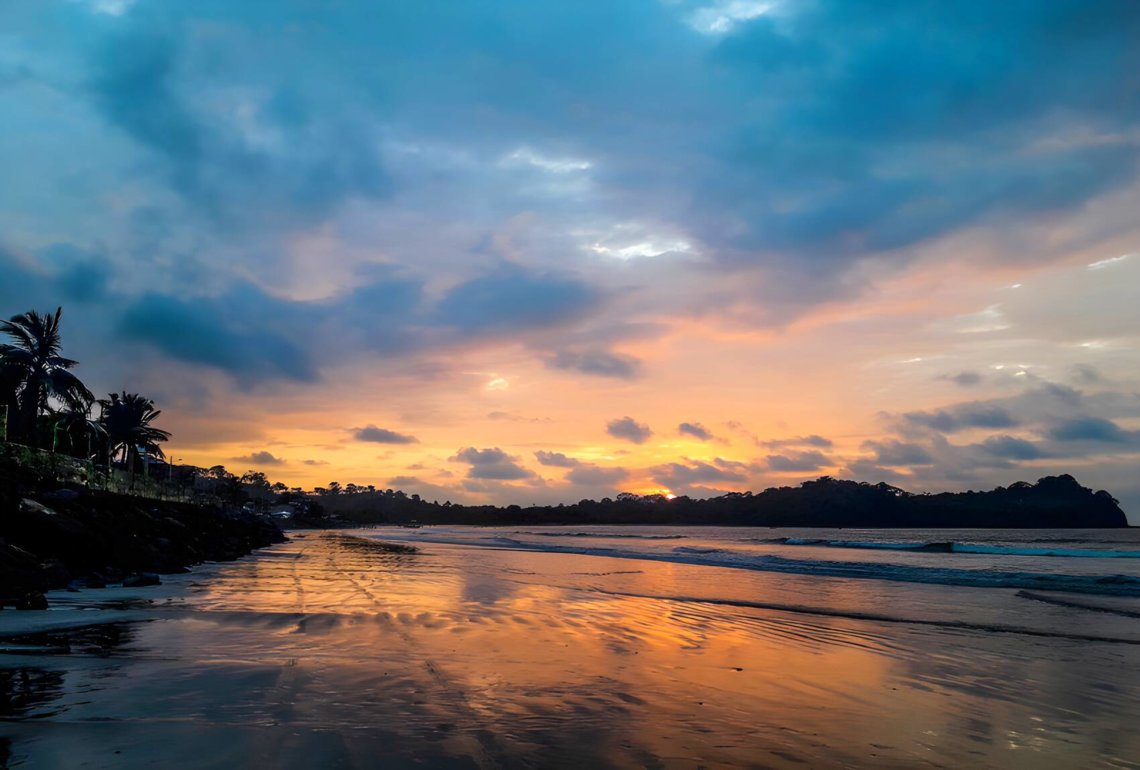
[2,525,1138,768]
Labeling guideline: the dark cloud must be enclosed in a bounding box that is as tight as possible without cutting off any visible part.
[1071,364,1102,385]
[534,450,581,468]
[606,416,653,444]
[1048,417,1128,443]
[90,29,389,226]
[763,434,833,449]
[302,459,328,466]
[566,465,629,486]
[354,425,418,444]
[546,349,641,379]
[117,287,318,385]
[862,439,935,467]
[765,450,832,473]
[41,244,113,304]
[435,265,601,336]
[234,450,284,466]
[450,447,535,480]
[843,458,910,484]
[703,2,1140,268]
[979,435,1050,461]
[488,411,550,423]
[904,405,1019,433]
[651,459,749,488]
[338,270,426,354]
[678,422,714,441]
[943,371,982,387]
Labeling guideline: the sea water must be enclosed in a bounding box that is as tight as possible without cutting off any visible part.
[2,526,1138,768]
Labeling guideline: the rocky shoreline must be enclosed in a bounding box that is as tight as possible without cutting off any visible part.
[0,487,285,609]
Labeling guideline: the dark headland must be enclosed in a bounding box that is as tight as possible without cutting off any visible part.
[312,474,1128,529]
[0,455,284,610]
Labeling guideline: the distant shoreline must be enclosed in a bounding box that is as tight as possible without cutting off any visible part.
[307,474,1128,529]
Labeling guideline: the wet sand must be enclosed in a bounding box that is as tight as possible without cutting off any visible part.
[2,531,1139,768]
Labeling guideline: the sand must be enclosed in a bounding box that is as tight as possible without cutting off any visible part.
[2,530,1138,768]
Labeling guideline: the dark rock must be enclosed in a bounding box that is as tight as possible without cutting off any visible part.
[43,489,81,503]
[15,591,48,610]
[0,482,284,610]
[122,573,161,588]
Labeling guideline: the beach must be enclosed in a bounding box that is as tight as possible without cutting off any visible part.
[3,527,1139,769]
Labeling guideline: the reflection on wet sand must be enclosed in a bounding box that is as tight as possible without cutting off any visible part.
[2,532,1138,768]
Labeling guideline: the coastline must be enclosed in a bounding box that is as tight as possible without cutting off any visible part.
[0,487,285,609]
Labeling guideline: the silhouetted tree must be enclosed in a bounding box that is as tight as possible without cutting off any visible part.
[50,397,106,459]
[0,308,93,446]
[98,392,171,476]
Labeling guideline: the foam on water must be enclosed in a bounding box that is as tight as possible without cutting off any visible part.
[369,529,1140,597]
[774,537,1140,558]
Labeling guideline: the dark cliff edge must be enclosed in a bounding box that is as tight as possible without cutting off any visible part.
[316,474,1129,529]
[0,484,285,609]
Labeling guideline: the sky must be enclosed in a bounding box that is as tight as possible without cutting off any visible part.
[2,0,1139,519]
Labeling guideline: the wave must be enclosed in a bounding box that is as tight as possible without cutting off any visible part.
[368,533,1140,597]
[587,589,1140,645]
[516,531,685,540]
[769,538,1140,559]
[1015,591,1140,619]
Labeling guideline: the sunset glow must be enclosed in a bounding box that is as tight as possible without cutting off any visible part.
[2,1,1138,519]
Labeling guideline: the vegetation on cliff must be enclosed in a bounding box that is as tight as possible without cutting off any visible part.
[310,474,1127,529]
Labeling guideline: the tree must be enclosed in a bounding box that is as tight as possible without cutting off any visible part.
[98,392,171,476]
[50,397,106,459]
[0,308,94,446]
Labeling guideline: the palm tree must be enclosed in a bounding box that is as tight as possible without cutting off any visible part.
[0,308,94,446]
[51,397,107,459]
[98,391,171,478]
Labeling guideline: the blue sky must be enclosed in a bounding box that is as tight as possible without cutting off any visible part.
[2,0,1139,518]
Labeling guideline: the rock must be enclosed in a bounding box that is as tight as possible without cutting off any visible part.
[122,573,161,587]
[15,591,48,610]
[19,499,57,516]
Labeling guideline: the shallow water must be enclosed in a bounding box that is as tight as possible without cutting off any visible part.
[2,528,1139,768]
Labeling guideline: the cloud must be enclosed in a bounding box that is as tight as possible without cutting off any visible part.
[488,411,550,423]
[566,465,629,486]
[606,416,653,444]
[978,435,1049,461]
[450,447,536,480]
[302,459,328,466]
[233,450,285,466]
[90,29,389,226]
[843,458,910,484]
[534,450,581,468]
[354,425,419,444]
[763,434,833,449]
[943,371,982,387]
[117,287,318,384]
[678,422,714,441]
[765,450,832,473]
[702,2,1140,268]
[903,405,1019,433]
[651,459,750,488]
[1047,417,1128,443]
[862,439,935,467]
[434,265,601,336]
[1071,365,1102,385]
[546,349,641,379]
